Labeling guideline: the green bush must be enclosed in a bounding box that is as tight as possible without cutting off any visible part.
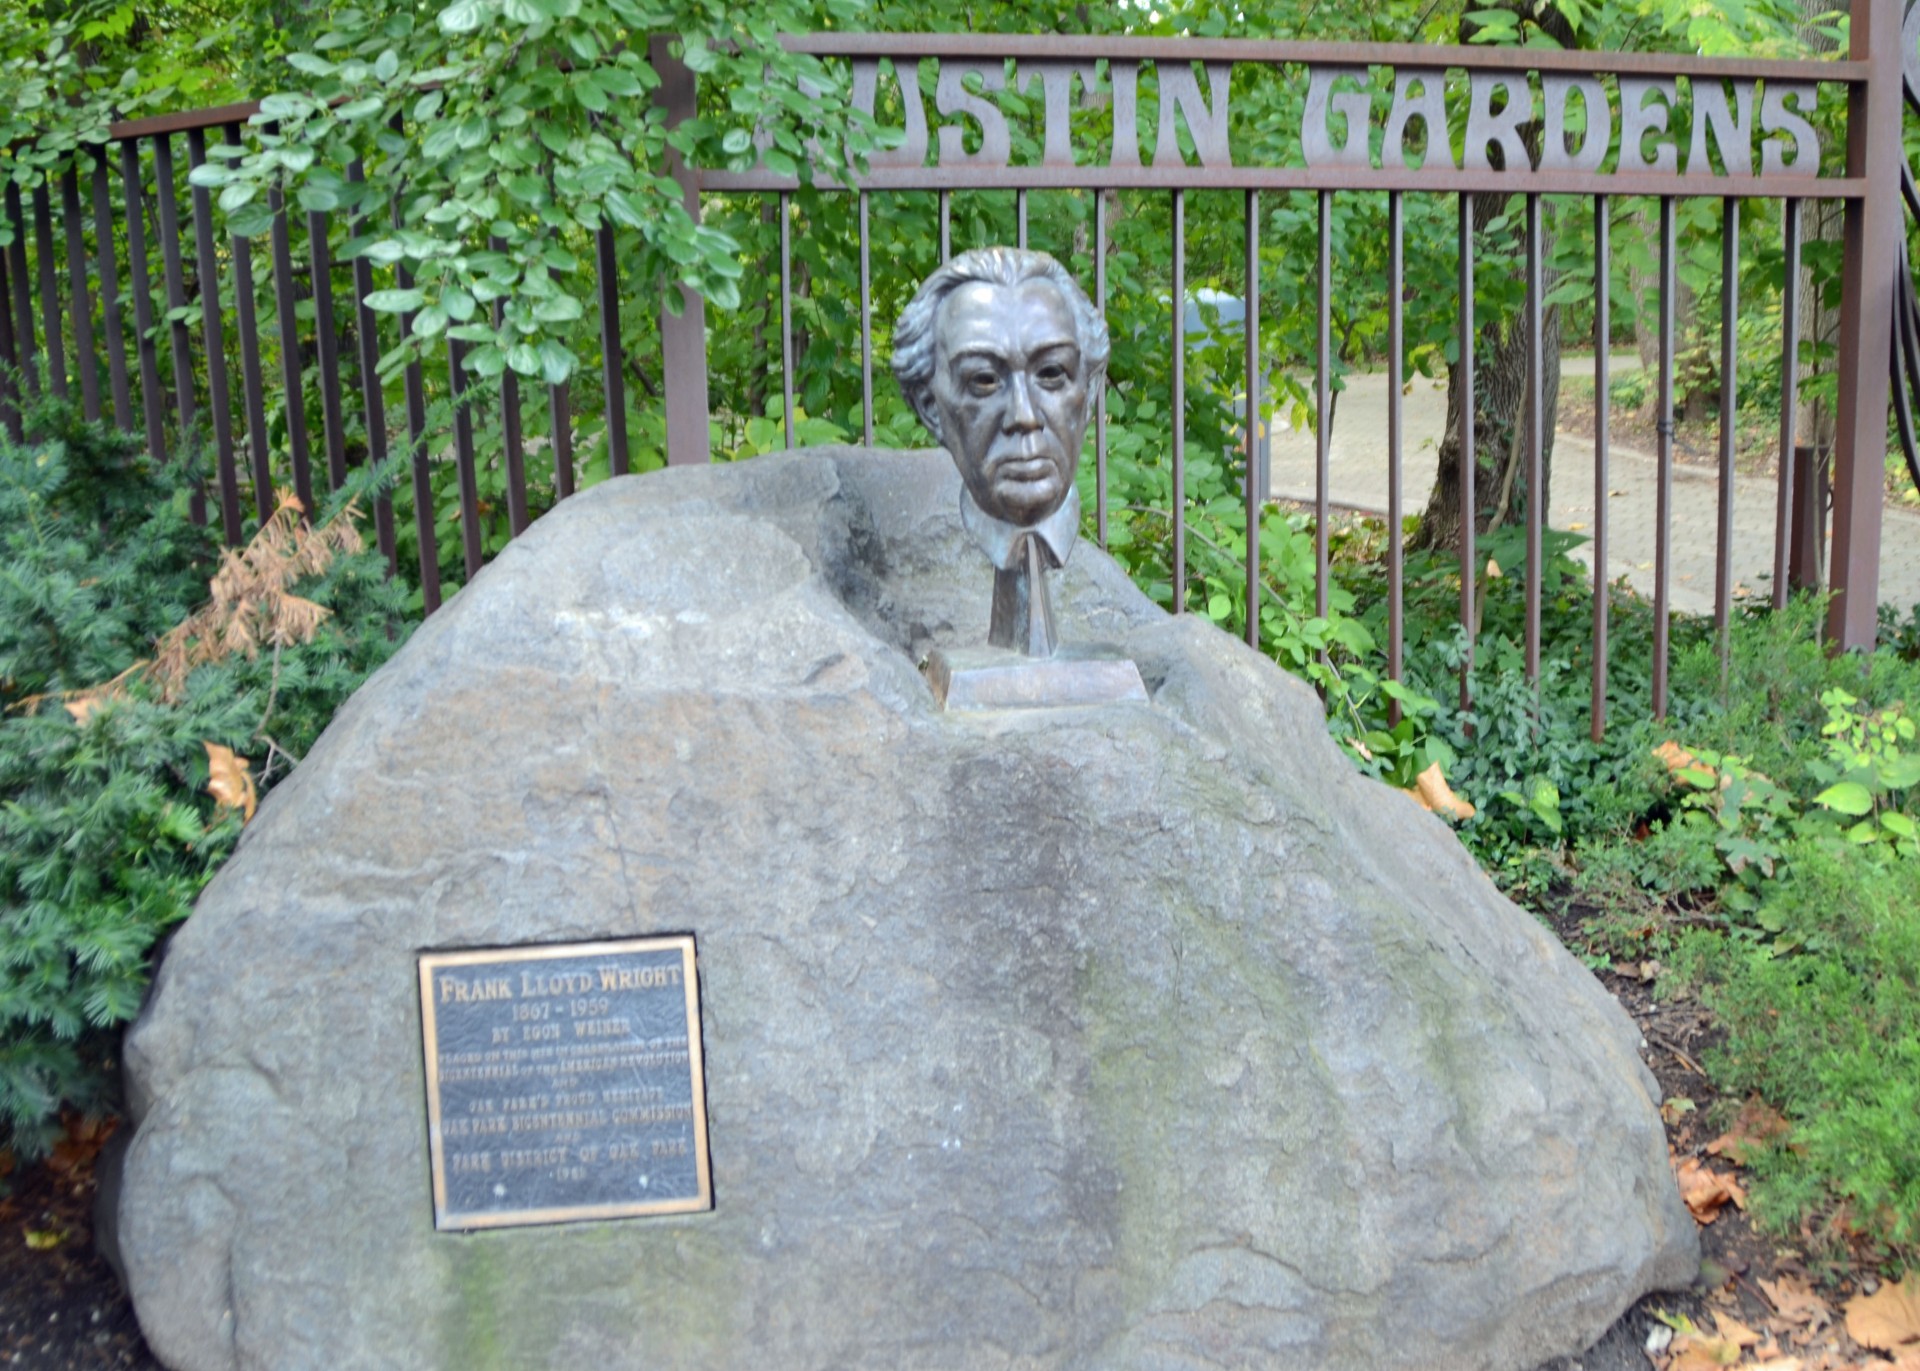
[1673,843,1920,1260]
[0,405,413,1158]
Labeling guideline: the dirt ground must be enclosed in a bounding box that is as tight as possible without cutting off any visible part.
[2,930,1903,1371]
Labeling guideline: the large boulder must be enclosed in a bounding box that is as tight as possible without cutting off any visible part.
[113,448,1695,1371]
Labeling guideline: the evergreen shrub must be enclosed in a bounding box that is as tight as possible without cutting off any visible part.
[0,405,413,1158]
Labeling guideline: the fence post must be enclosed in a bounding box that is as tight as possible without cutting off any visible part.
[651,36,711,467]
[1825,0,1902,648]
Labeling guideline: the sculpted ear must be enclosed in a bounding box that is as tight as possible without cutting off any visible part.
[910,385,943,441]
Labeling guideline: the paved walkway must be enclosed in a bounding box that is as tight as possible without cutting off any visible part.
[1266,359,1920,617]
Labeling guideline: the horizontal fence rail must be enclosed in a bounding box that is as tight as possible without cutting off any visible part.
[0,0,1904,736]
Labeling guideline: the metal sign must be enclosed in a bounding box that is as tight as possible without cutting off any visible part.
[418,935,712,1231]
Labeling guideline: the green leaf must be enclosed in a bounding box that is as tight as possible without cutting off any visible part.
[533,295,583,323]
[573,78,609,113]
[336,97,384,121]
[603,189,646,229]
[411,305,450,338]
[536,339,574,384]
[217,183,258,212]
[506,342,542,376]
[374,49,400,82]
[437,0,488,32]
[363,288,426,314]
[1815,781,1875,817]
[466,344,508,377]
[288,53,336,76]
[442,287,476,322]
[227,205,273,237]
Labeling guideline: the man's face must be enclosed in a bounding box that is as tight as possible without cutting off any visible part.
[928,278,1090,527]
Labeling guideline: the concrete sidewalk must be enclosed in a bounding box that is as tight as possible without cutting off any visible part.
[1266,365,1920,617]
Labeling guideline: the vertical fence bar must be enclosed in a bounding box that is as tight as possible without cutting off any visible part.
[33,186,68,401]
[549,384,575,499]
[1774,199,1802,611]
[1591,194,1611,742]
[60,170,101,421]
[1387,190,1405,720]
[649,35,709,467]
[1826,0,1900,648]
[859,191,874,446]
[594,222,629,477]
[779,190,795,447]
[392,169,440,612]
[1017,189,1028,250]
[1095,190,1108,550]
[152,136,204,522]
[5,185,37,398]
[939,189,952,263]
[348,160,397,570]
[119,142,165,461]
[1244,187,1261,651]
[446,338,484,579]
[270,187,315,514]
[490,234,528,538]
[308,210,350,493]
[0,252,17,438]
[1654,196,1676,719]
[1458,193,1476,710]
[1315,189,1331,628]
[186,130,243,543]
[90,153,133,432]
[1524,192,1543,684]
[229,130,273,525]
[1171,188,1187,614]
[1715,197,1739,666]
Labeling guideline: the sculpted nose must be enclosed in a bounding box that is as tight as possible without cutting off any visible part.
[1004,374,1041,432]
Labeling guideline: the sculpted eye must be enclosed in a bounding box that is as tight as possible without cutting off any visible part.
[1036,363,1070,389]
[966,371,1000,396]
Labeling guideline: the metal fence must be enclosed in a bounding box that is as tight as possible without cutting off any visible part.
[0,4,1906,730]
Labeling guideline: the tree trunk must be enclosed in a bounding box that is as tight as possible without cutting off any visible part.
[1413,193,1563,554]
[1413,1,1569,554]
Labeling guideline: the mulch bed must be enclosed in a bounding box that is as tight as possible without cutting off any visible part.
[0,1120,158,1370]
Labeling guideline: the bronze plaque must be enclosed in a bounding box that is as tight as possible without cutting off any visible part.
[417,935,712,1231]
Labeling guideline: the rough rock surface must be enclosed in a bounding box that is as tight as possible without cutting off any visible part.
[114,448,1696,1371]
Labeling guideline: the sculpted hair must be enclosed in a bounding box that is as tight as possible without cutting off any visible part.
[891,247,1110,437]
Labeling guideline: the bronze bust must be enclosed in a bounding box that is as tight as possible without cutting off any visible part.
[893,247,1110,658]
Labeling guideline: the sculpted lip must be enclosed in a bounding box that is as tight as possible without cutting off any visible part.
[987,452,1062,482]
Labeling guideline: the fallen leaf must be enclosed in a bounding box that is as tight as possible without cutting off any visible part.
[1759,1273,1833,1331]
[1655,739,1702,774]
[1661,1096,1698,1125]
[1404,762,1475,822]
[204,741,257,822]
[1485,557,1504,579]
[1711,1310,1761,1347]
[1667,1329,1746,1369]
[1746,1359,1802,1371]
[1707,1097,1790,1166]
[1844,1273,1920,1355]
[1674,1154,1747,1223]
[23,1229,63,1250]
